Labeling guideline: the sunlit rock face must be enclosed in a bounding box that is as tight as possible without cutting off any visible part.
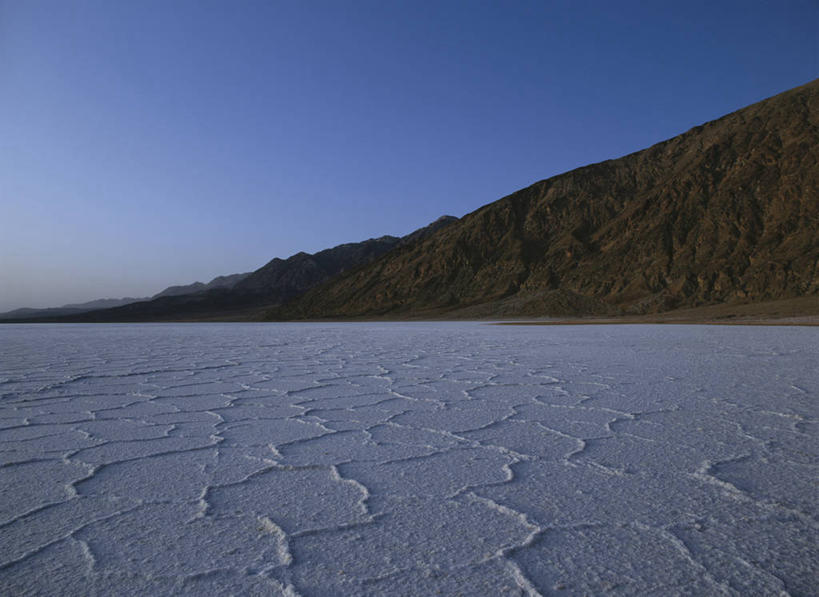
[1,323,816,596]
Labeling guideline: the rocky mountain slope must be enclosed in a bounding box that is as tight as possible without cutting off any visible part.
[270,79,819,319]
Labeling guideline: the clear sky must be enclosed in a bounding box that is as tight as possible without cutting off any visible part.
[1,0,817,311]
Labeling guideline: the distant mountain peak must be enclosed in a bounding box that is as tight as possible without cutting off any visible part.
[152,272,251,299]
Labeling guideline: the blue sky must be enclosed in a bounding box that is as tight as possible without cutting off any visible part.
[1,0,816,311]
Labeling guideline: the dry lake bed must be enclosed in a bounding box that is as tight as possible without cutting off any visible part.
[1,322,816,596]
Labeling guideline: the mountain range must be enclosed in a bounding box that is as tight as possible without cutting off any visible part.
[268,78,819,320]
[3,79,817,323]
[1,216,458,322]
[0,272,252,320]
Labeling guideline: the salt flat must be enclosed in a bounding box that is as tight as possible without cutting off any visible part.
[0,322,816,596]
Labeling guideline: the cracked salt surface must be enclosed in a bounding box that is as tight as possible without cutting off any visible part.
[1,323,816,596]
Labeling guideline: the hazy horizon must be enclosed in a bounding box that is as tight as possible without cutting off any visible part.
[2,1,817,312]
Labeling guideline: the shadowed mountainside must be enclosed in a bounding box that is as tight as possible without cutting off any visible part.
[0,273,251,320]
[5,216,458,322]
[0,297,148,320]
[269,79,819,320]
[151,272,251,299]
[235,215,459,300]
